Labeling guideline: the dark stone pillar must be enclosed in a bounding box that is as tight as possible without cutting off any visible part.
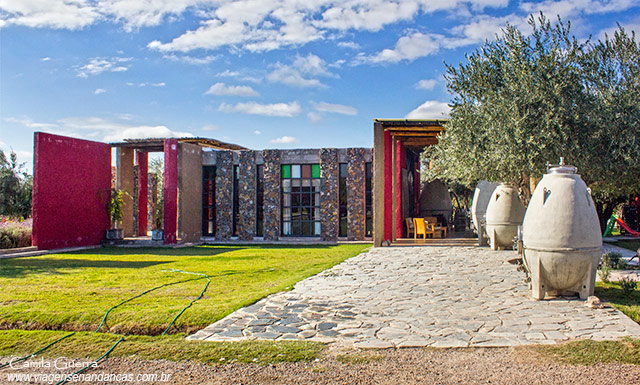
[262,150,281,241]
[238,150,257,241]
[320,149,338,241]
[215,151,233,240]
[347,148,366,240]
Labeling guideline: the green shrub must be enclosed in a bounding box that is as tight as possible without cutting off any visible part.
[602,252,622,268]
[619,277,638,296]
[598,265,611,283]
[0,217,32,249]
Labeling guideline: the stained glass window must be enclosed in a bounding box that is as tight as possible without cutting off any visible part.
[281,164,321,237]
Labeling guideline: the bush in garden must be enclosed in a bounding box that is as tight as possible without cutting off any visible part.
[0,216,32,249]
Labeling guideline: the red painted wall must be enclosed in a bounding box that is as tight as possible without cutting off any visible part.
[383,131,393,241]
[136,151,148,236]
[395,141,406,238]
[32,132,111,250]
[163,139,178,244]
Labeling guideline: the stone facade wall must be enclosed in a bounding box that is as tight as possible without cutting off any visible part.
[347,148,366,240]
[262,150,281,241]
[215,150,233,240]
[320,149,339,241]
[238,150,257,241]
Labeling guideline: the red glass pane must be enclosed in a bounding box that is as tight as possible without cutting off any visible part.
[301,164,311,178]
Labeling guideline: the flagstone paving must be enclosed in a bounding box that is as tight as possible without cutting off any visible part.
[188,246,640,348]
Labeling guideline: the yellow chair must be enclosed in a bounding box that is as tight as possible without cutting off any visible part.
[413,218,435,240]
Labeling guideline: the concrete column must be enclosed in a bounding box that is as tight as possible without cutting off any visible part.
[320,148,338,241]
[373,123,385,247]
[136,151,148,236]
[116,147,134,237]
[347,148,366,240]
[178,143,202,242]
[238,150,257,241]
[262,150,281,241]
[215,151,233,240]
[163,139,178,244]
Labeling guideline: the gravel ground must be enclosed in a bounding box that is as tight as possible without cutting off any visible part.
[3,347,640,385]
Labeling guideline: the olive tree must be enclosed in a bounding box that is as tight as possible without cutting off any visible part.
[0,149,32,218]
[425,13,640,227]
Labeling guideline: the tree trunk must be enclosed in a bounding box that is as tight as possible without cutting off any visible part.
[518,172,532,208]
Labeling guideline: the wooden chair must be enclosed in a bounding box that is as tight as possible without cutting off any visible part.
[413,218,435,240]
[425,216,448,238]
[405,218,414,238]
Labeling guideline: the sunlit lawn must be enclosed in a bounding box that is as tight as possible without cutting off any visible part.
[0,244,369,335]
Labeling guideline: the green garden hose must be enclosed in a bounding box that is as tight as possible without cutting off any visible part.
[1,269,212,380]
[0,332,76,369]
[54,337,124,385]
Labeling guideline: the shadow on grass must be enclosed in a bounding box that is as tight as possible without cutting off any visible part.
[595,283,640,307]
[0,259,174,278]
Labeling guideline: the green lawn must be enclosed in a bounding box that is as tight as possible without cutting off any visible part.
[595,281,640,323]
[607,239,640,253]
[0,330,324,365]
[0,244,369,335]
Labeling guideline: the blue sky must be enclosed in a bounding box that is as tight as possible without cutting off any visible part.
[1,0,639,171]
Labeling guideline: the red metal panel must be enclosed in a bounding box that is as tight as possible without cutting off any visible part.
[383,130,393,241]
[163,139,178,244]
[137,150,148,236]
[32,132,111,250]
[414,157,421,217]
[396,141,406,238]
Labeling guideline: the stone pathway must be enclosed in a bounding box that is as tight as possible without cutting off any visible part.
[188,246,640,348]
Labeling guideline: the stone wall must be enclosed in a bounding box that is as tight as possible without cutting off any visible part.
[320,149,339,241]
[238,150,257,240]
[347,148,366,240]
[215,150,233,240]
[262,150,281,241]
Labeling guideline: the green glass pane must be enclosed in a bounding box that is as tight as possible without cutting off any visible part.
[281,164,291,178]
[311,164,320,178]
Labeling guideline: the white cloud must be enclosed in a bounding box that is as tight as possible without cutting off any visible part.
[271,135,298,144]
[253,130,262,135]
[406,100,451,119]
[0,0,100,30]
[307,111,322,122]
[94,88,106,94]
[76,57,132,78]
[361,32,443,64]
[4,115,191,142]
[313,101,357,115]
[204,82,259,97]
[100,0,200,31]
[151,82,165,87]
[415,78,437,90]
[3,116,58,129]
[337,41,360,49]
[103,125,193,142]
[215,69,262,83]
[267,54,335,88]
[163,54,218,65]
[520,0,637,20]
[219,101,301,117]
[598,19,640,40]
[202,124,219,131]
[41,57,51,61]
